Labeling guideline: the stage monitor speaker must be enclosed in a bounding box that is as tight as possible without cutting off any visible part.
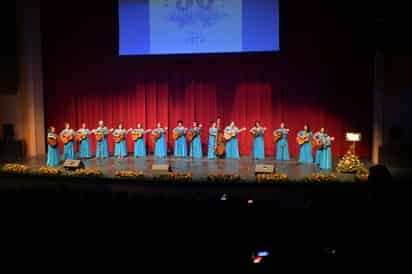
[63,160,84,171]
[152,163,171,175]
[255,164,275,174]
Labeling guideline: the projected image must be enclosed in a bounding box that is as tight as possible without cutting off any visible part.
[119,0,279,55]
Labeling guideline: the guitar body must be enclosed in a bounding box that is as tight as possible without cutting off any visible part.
[95,132,104,142]
[215,130,225,156]
[273,132,282,143]
[223,133,233,141]
[131,132,143,141]
[61,134,73,145]
[296,135,309,145]
[152,132,161,143]
[47,136,57,147]
[173,131,182,140]
[113,134,124,143]
[76,133,87,142]
[251,129,263,137]
[187,131,196,143]
[312,139,324,149]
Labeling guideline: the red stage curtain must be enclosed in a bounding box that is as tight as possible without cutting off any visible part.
[41,1,373,158]
[44,69,372,157]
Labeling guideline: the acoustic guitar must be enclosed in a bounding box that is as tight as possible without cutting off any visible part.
[223,132,234,141]
[152,132,161,143]
[131,132,143,141]
[113,133,124,143]
[76,133,87,142]
[186,130,197,143]
[273,131,282,143]
[47,136,57,147]
[173,131,183,140]
[312,138,324,149]
[296,135,309,145]
[61,133,73,145]
[251,128,264,137]
[95,132,104,142]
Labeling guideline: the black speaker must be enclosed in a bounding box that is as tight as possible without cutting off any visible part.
[63,160,84,171]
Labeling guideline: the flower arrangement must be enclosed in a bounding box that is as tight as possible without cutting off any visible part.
[72,168,103,177]
[1,163,29,174]
[336,150,365,173]
[256,173,288,183]
[304,173,338,183]
[354,166,369,182]
[158,172,192,182]
[207,174,241,183]
[114,170,144,178]
[38,166,64,176]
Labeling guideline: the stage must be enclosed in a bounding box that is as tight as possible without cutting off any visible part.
[20,155,363,182]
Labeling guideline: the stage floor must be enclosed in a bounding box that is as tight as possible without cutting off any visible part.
[21,156,360,181]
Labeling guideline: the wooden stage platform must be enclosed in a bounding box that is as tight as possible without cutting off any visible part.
[21,155,360,182]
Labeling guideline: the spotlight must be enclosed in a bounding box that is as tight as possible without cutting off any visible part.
[247,199,254,204]
[257,251,270,257]
[253,256,263,264]
[220,194,227,201]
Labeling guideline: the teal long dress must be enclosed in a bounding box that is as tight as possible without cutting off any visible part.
[60,129,75,161]
[251,127,265,160]
[189,127,203,159]
[207,127,218,159]
[297,130,313,163]
[275,128,290,161]
[320,136,333,170]
[46,132,59,166]
[173,127,187,157]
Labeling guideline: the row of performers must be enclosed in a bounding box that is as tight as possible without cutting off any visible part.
[46,120,334,169]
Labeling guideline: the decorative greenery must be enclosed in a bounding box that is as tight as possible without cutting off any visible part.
[114,170,144,178]
[303,173,338,183]
[256,173,288,182]
[158,172,192,182]
[0,162,367,183]
[354,166,369,182]
[1,163,29,174]
[38,166,65,176]
[72,168,103,177]
[336,149,365,173]
[207,174,241,183]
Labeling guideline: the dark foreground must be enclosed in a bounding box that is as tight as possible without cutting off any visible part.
[0,174,411,274]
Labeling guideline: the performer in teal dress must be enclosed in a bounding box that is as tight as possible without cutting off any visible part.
[153,122,168,158]
[112,123,128,159]
[297,125,313,163]
[225,121,246,159]
[94,120,109,159]
[274,123,290,161]
[207,122,218,159]
[60,123,75,161]
[77,123,92,159]
[250,121,266,160]
[189,121,203,159]
[173,121,187,158]
[313,128,325,165]
[131,123,151,158]
[320,131,334,170]
[46,126,59,167]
